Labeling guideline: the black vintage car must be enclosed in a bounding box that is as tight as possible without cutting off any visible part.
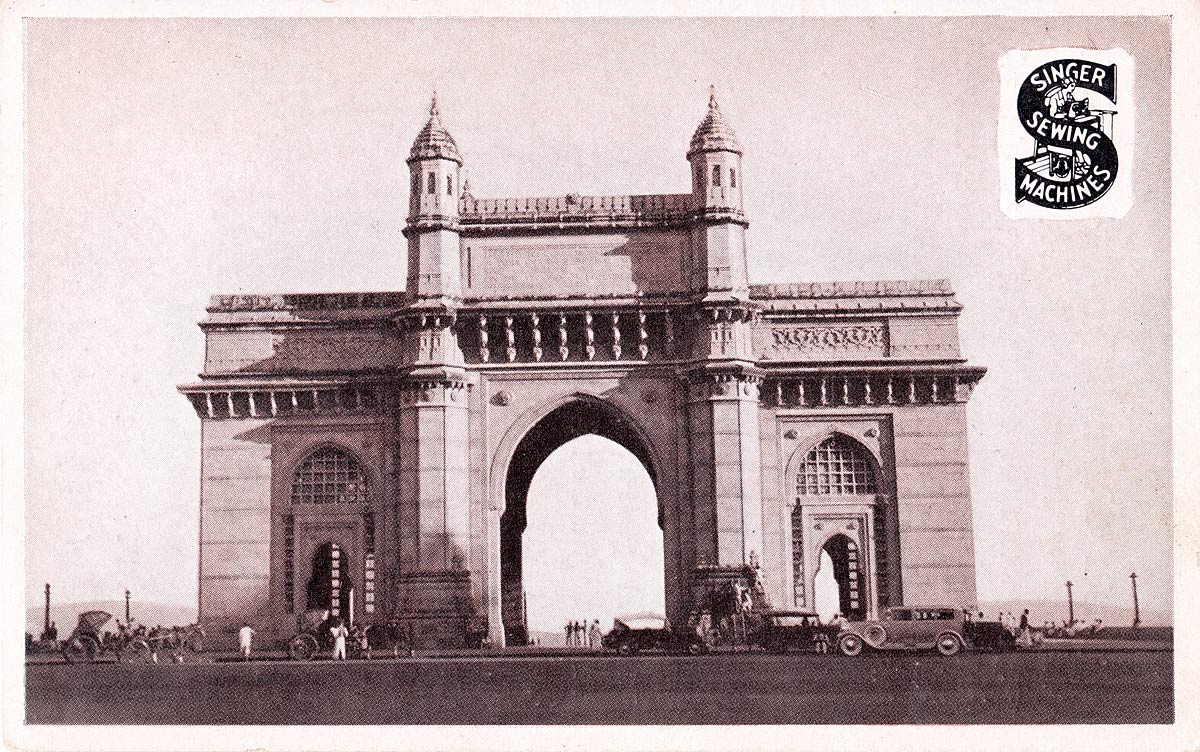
[759,610,840,654]
[601,616,707,656]
[963,613,1017,652]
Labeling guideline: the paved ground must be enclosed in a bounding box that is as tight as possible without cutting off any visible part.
[25,650,1172,725]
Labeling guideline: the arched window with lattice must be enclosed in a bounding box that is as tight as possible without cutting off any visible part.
[795,435,877,496]
[291,447,368,504]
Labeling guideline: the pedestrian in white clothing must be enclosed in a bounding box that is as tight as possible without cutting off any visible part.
[331,619,349,660]
[238,622,255,661]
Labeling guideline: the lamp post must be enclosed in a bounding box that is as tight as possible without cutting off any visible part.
[124,589,131,624]
[1128,575,1137,628]
[1065,580,1074,626]
[43,583,51,636]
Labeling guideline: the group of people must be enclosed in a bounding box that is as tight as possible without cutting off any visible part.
[978,609,1042,648]
[1041,618,1105,639]
[978,610,1107,643]
[564,619,603,648]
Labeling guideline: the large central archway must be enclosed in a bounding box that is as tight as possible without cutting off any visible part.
[500,398,662,646]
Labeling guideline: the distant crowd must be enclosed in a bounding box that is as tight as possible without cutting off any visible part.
[983,610,1108,645]
[563,620,604,648]
[1041,618,1106,639]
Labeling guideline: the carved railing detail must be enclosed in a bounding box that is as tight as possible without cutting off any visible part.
[458,307,682,365]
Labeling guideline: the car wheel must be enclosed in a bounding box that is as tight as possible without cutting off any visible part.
[862,624,887,647]
[288,634,318,661]
[839,634,864,657]
[63,635,98,665]
[935,632,963,657]
[122,638,153,664]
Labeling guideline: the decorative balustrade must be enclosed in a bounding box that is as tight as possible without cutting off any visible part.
[459,193,695,230]
[457,307,680,365]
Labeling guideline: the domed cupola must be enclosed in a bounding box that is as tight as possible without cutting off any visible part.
[408,92,463,165]
[687,86,743,159]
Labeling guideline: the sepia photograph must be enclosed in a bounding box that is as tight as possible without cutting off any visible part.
[5,5,1195,751]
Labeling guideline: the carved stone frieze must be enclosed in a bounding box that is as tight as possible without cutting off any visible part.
[768,324,886,354]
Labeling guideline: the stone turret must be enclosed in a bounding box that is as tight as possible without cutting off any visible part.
[405,93,463,303]
[687,87,750,301]
[688,85,745,218]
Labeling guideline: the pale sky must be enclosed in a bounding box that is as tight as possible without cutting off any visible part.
[23,17,1172,622]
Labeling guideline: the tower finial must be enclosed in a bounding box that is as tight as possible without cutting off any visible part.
[430,87,439,117]
[708,84,718,109]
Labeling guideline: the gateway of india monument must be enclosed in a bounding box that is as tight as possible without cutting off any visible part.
[180,90,986,648]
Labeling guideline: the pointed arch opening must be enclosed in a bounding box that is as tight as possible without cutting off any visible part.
[813,533,865,621]
[500,398,662,646]
[306,542,354,619]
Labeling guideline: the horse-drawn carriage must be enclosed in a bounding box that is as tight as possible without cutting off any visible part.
[286,609,409,660]
[59,610,205,664]
[688,569,839,654]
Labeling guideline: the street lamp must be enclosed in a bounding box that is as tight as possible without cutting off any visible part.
[1065,580,1074,626]
[1130,573,1140,628]
[125,589,131,624]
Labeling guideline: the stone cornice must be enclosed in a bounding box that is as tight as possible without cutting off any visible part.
[752,280,955,298]
[176,361,985,419]
[206,293,406,314]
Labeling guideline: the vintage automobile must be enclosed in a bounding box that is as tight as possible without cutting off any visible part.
[836,606,974,657]
[601,615,707,656]
[759,610,841,654]
[963,614,1018,652]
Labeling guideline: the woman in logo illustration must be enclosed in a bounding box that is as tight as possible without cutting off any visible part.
[1045,76,1078,120]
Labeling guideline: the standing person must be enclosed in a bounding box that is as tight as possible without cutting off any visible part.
[589,620,602,649]
[330,619,349,661]
[1017,609,1032,648]
[564,620,573,646]
[238,622,255,661]
[576,620,585,646]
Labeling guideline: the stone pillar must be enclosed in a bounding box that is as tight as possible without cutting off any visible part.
[687,369,764,570]
[395,311,475,647]
[684,304,765,576]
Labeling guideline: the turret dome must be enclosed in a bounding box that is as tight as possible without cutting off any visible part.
[408,93,462,165]
[687,86,743,158]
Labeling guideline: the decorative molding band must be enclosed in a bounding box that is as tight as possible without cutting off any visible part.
[180,384,386,420]
[763,370,983,407]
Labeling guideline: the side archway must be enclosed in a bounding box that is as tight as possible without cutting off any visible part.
[786,433,889,617]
